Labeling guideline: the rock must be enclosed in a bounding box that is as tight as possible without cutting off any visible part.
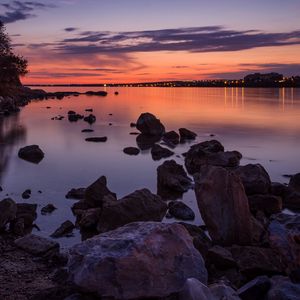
[81,129,94,133]
[271,182,290,198]
[268,213,300,271]
[209,283,241,300]
[136,112,165,136]
[282,191,300,210]
[194,165,252,246]
[163,130,180,145]
[41,204,57,215]
[185,140,241,174]
[84,176,116,208]
[68,222,208,299]
[15,203,37,227]
[85,91,107,96]
[230,246,286,279]
[168,201,195,220]
[207,246,237,269]
[65,188,86,200]
[178,278,214,300]
[68,113,84,122]
[97,188,167,233]
[0,186,2,192]
[234,164,271,195]
[179,128,197,141]
[136,133,161,150]
[123,146,140,155]
[130,122,136,127]
[267,276,300,300]
[114,91,119,95]
[50,220,75,238]
[15,234,59,256]
[237,276,271,300]
[289,173,300,193]
[157,160,192,199]
[290,268,300,283]
[21,189,31,199]
[78,208,101,229]
[248,194,282,216]
[83,114,96,124]
[85,108,93,112]
[130,131,139,135]
[151,144,174,160]
[18,145,44,163]
[250,216,268,246]
[85,137,107,142]
[0,198,17,229]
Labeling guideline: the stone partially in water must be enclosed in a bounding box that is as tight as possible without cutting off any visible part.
[123,147,140,155]
[85,137,107,142]
[0,198,17,229]
[18,145,44,164]
[136,112,165,136]
[179,128,197,141]
[50,220,75,238]
[151,144,174,160]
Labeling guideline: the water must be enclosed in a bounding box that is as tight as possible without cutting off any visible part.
[1,87,300,248]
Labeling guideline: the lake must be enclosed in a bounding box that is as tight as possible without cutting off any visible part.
[1,87,300,248]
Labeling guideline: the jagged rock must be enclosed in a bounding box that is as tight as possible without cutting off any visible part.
[50,220,75,238]
[234,164,271,195]
[97,189,167,233]
[136,112,165,136]
[68,222,208,299]
[65,188,86,200]
[207,245,237,269]
[41,204,57,215]
[0,198,17,229]
[157,160,192,199]
[163,130,180,145]
[85,137,107,142]
[123,147,140,155]
[194,165,252,246]
[18,145,44,163]
[168,201,195,220]
[248,194,282,216]
[179,128,197,141]
[78,208,101,229]
[267,276,300,300]
[237,276,271,300]
[151,144,174,160]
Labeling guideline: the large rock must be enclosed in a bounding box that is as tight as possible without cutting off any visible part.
[163,130,180,146]
[209,283,241,300]
[65,188,86,200]
[68,222,208,299]
[267,276,300,300]
[234,164,271,195]
[97,189,167,233]
[168,201,195,220]
[18,145,44,163]
[0,198,17,229]
[289,173,300,193]
[157,160,192,199]
[179,128,197,141]
[185,140,241,174]
[84,176,116,208]
[207,245,237,269]
[194,165,252,246]
[247,194,282,216]
[237,276,271,300]
[178,278,214,300]
[136,134,161,150]
[268,213,300,271]
[50,220,75,238]
[151,144,174,160]
[136,112,165,136]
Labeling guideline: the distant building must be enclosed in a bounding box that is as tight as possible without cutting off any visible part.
[244,72,283,84]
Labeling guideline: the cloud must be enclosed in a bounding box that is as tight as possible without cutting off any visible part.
[56,26,300,55]
[64,27,78,32]
[0,1,55,23]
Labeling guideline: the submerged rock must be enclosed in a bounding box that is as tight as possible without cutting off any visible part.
[179,128,197,141]
[85,137,107,142]
[163,130,180,145]
[83,114,96,124]
[85,91,107,96]
[81,129,94,133]
[136,133,161,150]
[168,201,195,220]
[41,204,57,215]
[123,146,140,155]
[68,222,208,299]
[151,144,174,160]
[65,188,86,200]
[18,145,44,164]
[136,112,165,136]
[50,220,75,238]
[21,189,31,199]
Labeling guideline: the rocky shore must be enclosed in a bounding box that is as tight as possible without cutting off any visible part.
[1,109,300,299]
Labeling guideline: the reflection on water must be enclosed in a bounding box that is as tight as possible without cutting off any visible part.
[0,87,299,247]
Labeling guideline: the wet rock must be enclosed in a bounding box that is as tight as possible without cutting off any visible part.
[83,114,96,124]
[129,131,139,135]
[68,113,84,122]
[78,208,101,229]
[85,137,107,142]
[151,143,174,160]
[81,129,94,132]
[289,173,300,193]
[130,122,137,127]
[163,130,180,145]
[237,275,271,300]
[41,204,57,215]
[97,188,167,233]
[248,194,282,216]
[282,191,300,210]
[84,176,116,208]
[267,276,300,300]
[85,91,107,96]
[209,283,241,300]
[0,198,17,229]
[68,222,207,299]
[123,146,140,155]
[178,278,213,300]
[179,128,197,141]
[268,213,300,271]
[230,246,286,279]
[15,234,59,256]
[71,201,91,215]
[136,112,165,136]
[50,220,75,238]
[136,133,161,150]
[15,203,37,227]
[85,108,93,112]
[21,189,31,199]
[271,182,290,198]
[157,160,192,199]
[194,165,252,246]
[290,268,300,283]
[207,245,237,269]
[234,164,271,195]
[65,188,86,200]
[0,186,2,192]
[168,201,195,220]
[185,140,241,174]
[18,145,44,163]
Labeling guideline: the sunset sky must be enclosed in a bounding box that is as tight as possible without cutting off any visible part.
[1,0,300,84]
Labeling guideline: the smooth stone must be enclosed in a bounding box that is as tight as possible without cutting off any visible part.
[18,145,44,163]
[85,137,107,142]
[289,173,300,193]
[151,144,174,160]
[136,112,165,136]
[163,130,180,145]
[123,147,140,155]
[179,128,197,141]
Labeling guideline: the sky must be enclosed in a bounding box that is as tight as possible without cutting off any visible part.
[1,0,300,84]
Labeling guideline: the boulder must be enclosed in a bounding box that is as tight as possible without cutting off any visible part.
[65,188,86,200]
[282,190,300,210]
[194,165,252,246]
[234,164,271,195]
[136,112,165,136]
[81,129,94,133]
[0,198,17,229]
[97,189,167,233]
[68,222,208,299]
[207,246,237,269]
[271,182,290,198]
[83,114,96,124]
[179,128,197,141]
[168,201,195,220]
[151,144,174,160]
[163,130,180,145]
[78,208,101,229]
[289,173,300,193]
[123,147,140,156]
[18,145,44,163]
[84,176,116,208]
[247,194,282,216]
[237,276,271,300]
[268,213,300,271]
[50,220,75,238]
[267,276,300,300]
[157,160,192,199]
[136,134,161,150]
[178,278,214,300]
[209,283,241,300]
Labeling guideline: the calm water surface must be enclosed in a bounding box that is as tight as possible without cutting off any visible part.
[1,87,300,247]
